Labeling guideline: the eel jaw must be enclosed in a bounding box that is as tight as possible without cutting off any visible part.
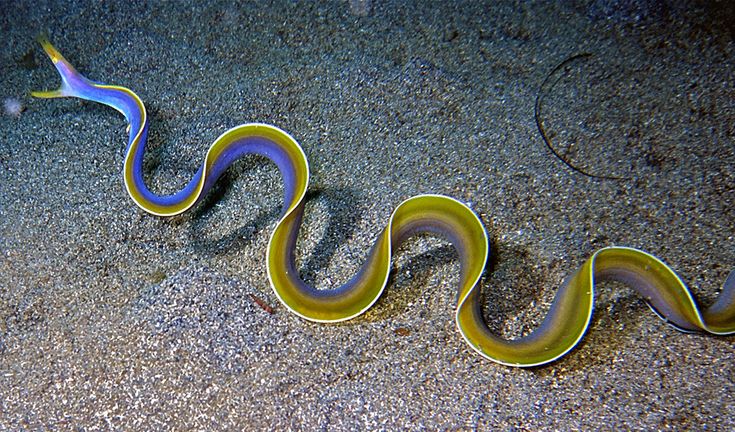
[30,34,87,99]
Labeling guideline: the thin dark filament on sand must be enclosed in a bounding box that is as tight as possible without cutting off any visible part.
[534,52,628,181]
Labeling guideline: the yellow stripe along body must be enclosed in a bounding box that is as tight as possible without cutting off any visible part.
[32,37,735,367]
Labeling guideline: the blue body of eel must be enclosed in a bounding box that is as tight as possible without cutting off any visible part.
[32,36,735,367]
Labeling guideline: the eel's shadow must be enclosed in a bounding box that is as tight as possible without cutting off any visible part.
[359,243,465,322]
[188,173,365,289]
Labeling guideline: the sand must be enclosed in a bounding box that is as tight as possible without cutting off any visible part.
[1,0,733,429]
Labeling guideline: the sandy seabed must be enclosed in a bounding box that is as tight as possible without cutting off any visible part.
[1,0,733,430]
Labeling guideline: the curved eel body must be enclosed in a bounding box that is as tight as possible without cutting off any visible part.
[32,37,735,367]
